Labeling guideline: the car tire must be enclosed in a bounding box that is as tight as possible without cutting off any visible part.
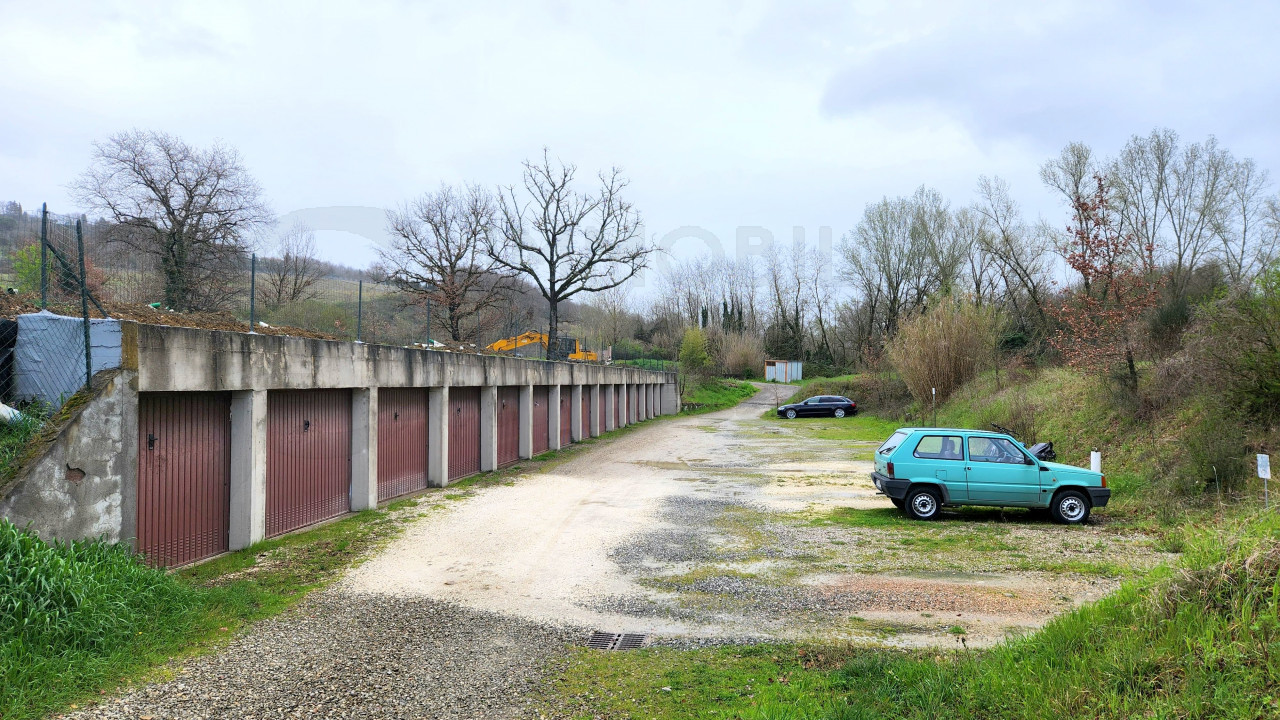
[1050,490,1091,525]
[785,409,797,419]
[833,408,845,418]
[904,486,942,521]
[890,497,905,510]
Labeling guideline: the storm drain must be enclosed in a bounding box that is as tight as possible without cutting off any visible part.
[587,631,650,651]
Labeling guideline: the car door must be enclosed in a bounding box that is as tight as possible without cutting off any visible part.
[911,433,968,501]
[964,435,1040,504]
[799,397,820,417]
[817,396,836,415]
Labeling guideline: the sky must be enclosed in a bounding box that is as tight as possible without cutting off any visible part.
[2,0,1278,294]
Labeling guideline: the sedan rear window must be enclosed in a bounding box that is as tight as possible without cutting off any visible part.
[877,431,909,455]
[913,435,964,460]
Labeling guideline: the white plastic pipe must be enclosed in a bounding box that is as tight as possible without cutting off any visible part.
[1090,450,1102,473]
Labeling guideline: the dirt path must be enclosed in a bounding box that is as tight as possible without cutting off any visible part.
[345,383,1167,647]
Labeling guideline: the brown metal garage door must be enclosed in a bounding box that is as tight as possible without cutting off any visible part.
[377,388,428,502]
[497,386,520,467]
[266,389,352,537]
[449,387,481,480]
[630,386,638,423]
[614,385,622,427]
[581,390,590,438]
[136,392,231,567]
[560,390,572,446]
[532,385,550,455]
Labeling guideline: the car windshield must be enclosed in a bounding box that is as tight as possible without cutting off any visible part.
[877,431,909,455]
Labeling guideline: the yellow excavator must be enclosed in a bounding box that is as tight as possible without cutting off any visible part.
[486,331,598,362]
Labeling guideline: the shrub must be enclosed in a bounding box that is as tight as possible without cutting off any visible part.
[721,333,765,379]
[887,296,999,406]
[679,327,710,378]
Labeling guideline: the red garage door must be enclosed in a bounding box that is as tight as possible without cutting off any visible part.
[630,386,638,423]
[532,385,550,455]
[581,390,590,438]
[497,386,520,467]
[614,385,622,427]
[266,390,352,537]
[136,392,231,567]
[560,390,572,446]
[449,387,481,480]
[378,388,428,502]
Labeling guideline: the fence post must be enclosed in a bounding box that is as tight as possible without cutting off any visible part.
[356,280,363,342]
[76,220,92,388]
[249,253,256,330]
[39,203,49,309]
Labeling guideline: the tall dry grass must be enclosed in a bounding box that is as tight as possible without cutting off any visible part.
[887,296,1000,406]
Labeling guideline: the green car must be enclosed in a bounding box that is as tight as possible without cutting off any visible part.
[871,427,1110,524]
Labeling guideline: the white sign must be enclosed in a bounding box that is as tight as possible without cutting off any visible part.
[1260,454,1271,480]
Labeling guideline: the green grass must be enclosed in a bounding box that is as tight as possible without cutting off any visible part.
[682,378,757,415]
[548,512,1280,719]
[1,505,412,720]
[766,414,903,443]
[0,403,50,479]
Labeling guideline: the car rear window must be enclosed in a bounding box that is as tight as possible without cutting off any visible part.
[877,431,909,455]
[913,435,964,460]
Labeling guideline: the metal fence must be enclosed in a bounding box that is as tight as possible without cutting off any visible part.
[2,205,101,409]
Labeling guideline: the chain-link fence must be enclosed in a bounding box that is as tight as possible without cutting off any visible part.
[0,205,102,410]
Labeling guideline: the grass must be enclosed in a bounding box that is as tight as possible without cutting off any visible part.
[1,505,413,720]
[0,403,50,480]
[682,378,757,415]
[547,512,1280,719]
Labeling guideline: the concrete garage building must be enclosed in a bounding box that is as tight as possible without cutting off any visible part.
[0,315,676,567]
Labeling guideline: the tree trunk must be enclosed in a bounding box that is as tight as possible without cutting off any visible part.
[1125,348,1138,391]
[547,300,560,360]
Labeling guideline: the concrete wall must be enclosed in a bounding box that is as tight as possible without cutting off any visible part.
[0,369,138,544]
[2,316,679,556]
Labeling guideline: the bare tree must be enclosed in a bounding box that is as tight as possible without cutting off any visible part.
[491,150,650,359]
[382,183,510,343]
[973,175,1051,331]
[259,221,322,306]
[1215,158,1276,285]
[71,129,273,311]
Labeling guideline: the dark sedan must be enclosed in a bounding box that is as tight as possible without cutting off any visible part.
[776,395,857,419]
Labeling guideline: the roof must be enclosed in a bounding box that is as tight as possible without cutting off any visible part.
[893,427,1016,435]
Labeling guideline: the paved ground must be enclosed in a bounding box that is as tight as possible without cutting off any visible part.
[66,383,1168,718]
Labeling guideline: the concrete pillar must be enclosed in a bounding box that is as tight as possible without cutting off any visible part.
[570,384,584,442]
[662,379,679,415]
[229,389,267,550]
[604,383,616,431]
[589,384,601,437]
[518,384,533,458]
[548,384,562,451]
[427,385,449,487]
[480,385,498,472]
[350,387,378,511]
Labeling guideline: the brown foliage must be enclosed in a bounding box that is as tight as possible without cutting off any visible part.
[887,296,1000,406]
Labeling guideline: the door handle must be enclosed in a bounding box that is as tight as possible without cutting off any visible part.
[965,466,971,470]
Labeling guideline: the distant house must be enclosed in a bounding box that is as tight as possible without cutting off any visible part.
[764,360,802,383]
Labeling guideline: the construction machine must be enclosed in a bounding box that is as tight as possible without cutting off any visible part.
[486,331,598,361]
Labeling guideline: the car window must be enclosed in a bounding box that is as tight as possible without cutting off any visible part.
[968,436,1029,464]
[913,435,964,461]
[877,431,909,455]
[820,396,837,403]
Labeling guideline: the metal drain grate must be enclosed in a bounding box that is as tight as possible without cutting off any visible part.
[587,631,650,651]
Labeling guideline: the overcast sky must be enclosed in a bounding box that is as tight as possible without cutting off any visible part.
[2,0,1277,291]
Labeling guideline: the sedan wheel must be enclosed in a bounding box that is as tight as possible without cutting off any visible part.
[785,409,797,419]
[1050,490,1091,525]
[833,408,845,418]
[905,487,941,521]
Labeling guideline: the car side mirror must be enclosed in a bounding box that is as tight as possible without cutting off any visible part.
[1038,464,1049,470]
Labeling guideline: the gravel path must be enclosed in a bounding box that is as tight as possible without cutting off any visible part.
[65,593,581,720]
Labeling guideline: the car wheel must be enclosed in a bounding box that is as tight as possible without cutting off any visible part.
[890,497,905,510]
[833,408,845,418]
[904,486,941,521]
[1050,490,1091,525]
[785,409,797,419]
